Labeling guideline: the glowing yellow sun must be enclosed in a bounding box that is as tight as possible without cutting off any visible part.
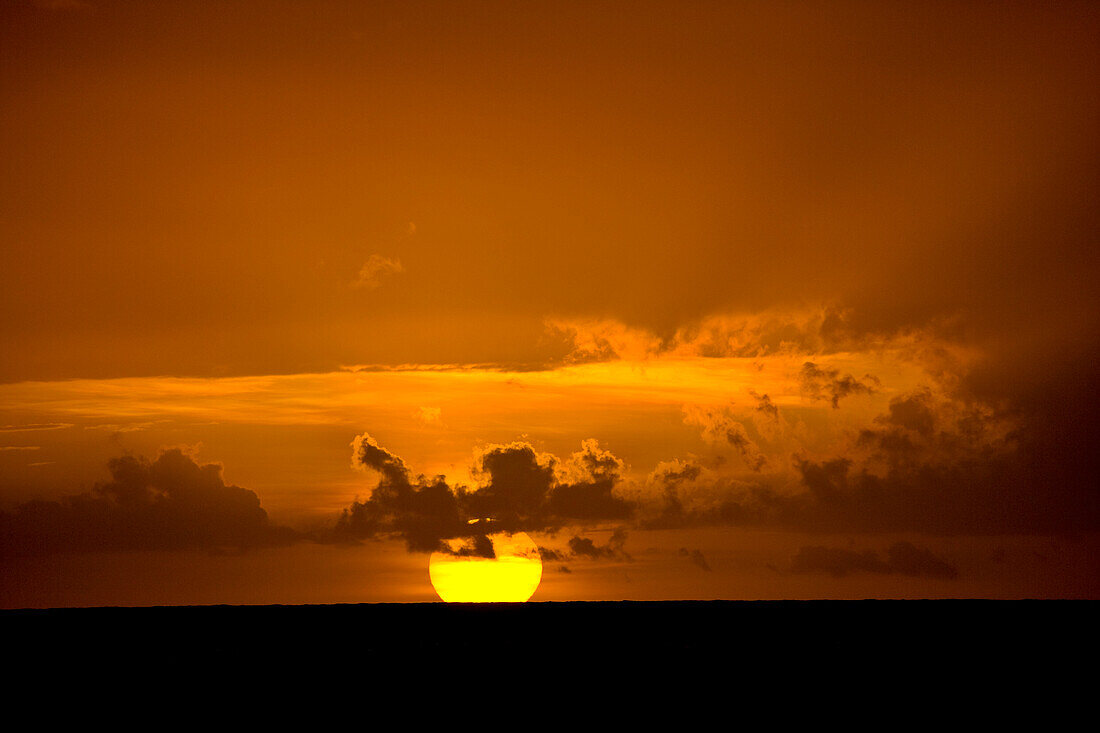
[429,532,543,602]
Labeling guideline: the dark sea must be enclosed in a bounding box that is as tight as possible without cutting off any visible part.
[5,600,1095,668]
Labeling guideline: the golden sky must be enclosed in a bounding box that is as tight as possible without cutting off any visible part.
[1,0,1098,605]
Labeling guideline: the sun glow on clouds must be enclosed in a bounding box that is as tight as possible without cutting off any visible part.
[0,353,931,426]
[0,308,982,538]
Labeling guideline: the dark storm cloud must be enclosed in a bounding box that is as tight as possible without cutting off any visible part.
[0,449,297,559]
[799,362,879,409]
[791,542,958,579]
[332,434,634,553]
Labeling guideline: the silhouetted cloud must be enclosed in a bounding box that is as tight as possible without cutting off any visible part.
[350,433,411,486]
[0,449,297,559]
[549,440,632,521]
[799,362,879,408]
[448,534,496,559]
[335,436,466,553]
[791,542,958,579]
[538,546,565,561]
[332,434,633,553]
[568,536,611,558]
[567,528,630,561]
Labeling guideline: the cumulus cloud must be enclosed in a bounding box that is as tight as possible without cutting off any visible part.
[351,254,404,289]
[0,449,297,559]
[791,542,958,579]
[332,433,633,553]
[550,440,631,521]
[337,435,465,553]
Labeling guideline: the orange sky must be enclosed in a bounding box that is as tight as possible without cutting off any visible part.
[1,0,1098,606]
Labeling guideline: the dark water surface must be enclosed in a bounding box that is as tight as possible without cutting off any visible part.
[5,600,1094,665]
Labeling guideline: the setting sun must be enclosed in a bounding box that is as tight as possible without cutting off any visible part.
[428,533,543,603]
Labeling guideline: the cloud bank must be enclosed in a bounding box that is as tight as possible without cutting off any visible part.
[0,449,297,559]
[791,542,958,579]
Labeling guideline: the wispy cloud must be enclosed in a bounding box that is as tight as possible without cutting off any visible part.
[0,423,72,433]
[351,255,404,289]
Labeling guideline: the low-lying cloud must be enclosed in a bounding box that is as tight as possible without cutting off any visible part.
[0,449,297,559]
[791,542,958,579]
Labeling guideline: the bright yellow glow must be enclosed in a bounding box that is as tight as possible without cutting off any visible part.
[428,532,543,602]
